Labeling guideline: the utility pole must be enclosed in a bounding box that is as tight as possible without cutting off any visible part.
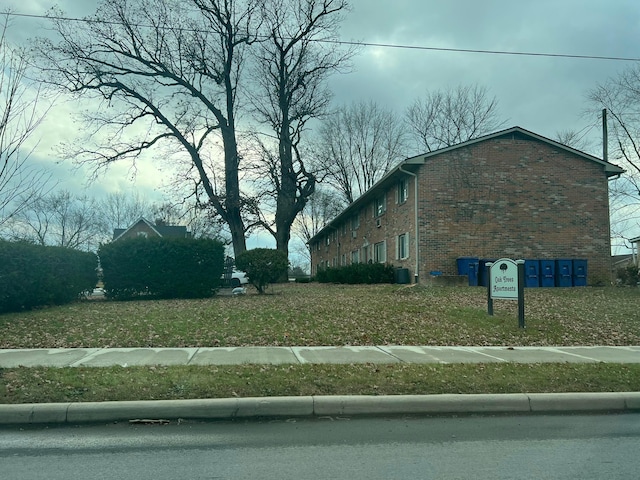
[602,108,608,162]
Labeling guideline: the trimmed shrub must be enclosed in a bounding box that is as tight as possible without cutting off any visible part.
[616,264,639,287]
[99,237,224,300]
[0,240,97,313]
[316,262,395,284]
[235,248,288,294]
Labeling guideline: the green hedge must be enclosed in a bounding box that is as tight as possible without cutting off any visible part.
[235,248,288,294]
[315,262,395,284]
[98,237,224,300]
[616,265,639,287]
[0,240,98,313]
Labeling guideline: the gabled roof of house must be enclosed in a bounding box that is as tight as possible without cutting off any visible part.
[308,126,625,245]
[112,217,189,241]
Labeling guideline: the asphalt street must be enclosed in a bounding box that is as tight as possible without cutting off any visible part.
[2,414,639,479]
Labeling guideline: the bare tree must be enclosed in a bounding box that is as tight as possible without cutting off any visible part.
[0,13,52,232]
[554,129,594,153]
[588,67,640,248]
[405,84,505,153]
[249,0,355,258]
[13,190,102,250]
[33,0,260,257]
[290,186,344,267]
[293,186,344,243]
[317,100,408,204]
[96,191,151,241]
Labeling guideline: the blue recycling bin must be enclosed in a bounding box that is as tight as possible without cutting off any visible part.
[478,259,496,287]
[468,261,479,286]
[457,257,478,275]
[556,259,573,287]
[457,257,479,286]
[572,259,588,286]
[540,260,555,287]
[524,259,540,288]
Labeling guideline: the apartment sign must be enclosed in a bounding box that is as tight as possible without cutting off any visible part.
[490,258,519,300]
[486,258,526,329]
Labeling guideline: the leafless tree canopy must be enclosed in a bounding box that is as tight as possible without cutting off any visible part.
[32,0,354,258]
[0,14,51,232]
[588,65,640,247]
[249,0,355,257]
[12,190,102,250]
[33,0,261,256]
[318,100,408,204]
[405,84,505,153]
[554,129,594,153]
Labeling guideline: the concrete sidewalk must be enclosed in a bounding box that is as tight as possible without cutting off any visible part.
[0,345,638,368]
[1,345,638,426]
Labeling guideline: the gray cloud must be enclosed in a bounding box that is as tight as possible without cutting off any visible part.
[4,0,639,247]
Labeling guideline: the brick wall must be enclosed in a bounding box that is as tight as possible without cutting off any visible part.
[311,175,417,276]
[418,135,613,282]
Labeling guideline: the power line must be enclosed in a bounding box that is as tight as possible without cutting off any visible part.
[327,39,640,62]
[4,10,640,63]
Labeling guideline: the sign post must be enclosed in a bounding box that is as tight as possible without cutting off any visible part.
[487,258,525,328]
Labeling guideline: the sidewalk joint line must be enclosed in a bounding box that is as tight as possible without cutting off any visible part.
[375,346,405,363]
[185,348,200,365]
[460,347,507,362]
[551,347,602,362]
[290,347,305,364]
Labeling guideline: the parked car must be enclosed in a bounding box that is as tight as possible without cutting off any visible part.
[221,270,249,288]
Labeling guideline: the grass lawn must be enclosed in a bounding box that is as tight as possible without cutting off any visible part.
[1,283,639,404]
[1,283,639,348]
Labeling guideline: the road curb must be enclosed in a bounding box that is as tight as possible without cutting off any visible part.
[1,393,639,426]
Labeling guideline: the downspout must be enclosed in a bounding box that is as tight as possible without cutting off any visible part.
[399,166,419,283]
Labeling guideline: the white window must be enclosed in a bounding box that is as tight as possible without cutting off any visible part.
[397,179,408,204]
[374,241,386,263]
[351,213,360,230]
[397,233,409,260]
[351,250,360,264]
[374,195,386,217]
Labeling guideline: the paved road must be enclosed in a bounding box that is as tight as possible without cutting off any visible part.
[2,414,639,479]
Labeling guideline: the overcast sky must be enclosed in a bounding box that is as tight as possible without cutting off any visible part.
[4,0,640,250]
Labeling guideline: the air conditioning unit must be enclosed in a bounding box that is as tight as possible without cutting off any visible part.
[352,231,357,239]
[376,218,382,228]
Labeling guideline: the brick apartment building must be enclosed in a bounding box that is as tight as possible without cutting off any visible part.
[308,126,624,284]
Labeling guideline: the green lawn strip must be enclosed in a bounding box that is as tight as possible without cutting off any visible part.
[1,285,639,348]
[1,363,639,404]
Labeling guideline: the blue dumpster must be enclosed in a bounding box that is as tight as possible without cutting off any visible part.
[478,259,496,287]
[457,257,478,275]
[556,259,573,287]
[457,257,479,286]
[468,261,479,286]
[572,259,588,286]
[524,259,540,288]
[540,260,555,287]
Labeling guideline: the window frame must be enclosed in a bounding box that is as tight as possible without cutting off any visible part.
[374,240,387,263]
[397,233,409,260]
[374,195,386,217]
[397,178,408,204]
